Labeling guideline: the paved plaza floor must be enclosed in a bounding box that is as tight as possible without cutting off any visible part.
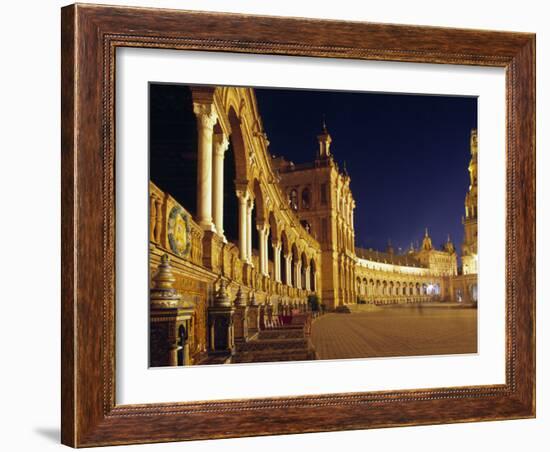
[311,305,478,360]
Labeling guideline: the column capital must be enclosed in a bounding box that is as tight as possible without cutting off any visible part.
[247,197,254,211]
[256,222,269,233]
[235,188,250,202]
[213,132,230,156]
[193,102,218,129]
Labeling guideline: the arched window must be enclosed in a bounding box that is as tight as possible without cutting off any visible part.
[301,188,311,209]
[300,220,311,233]
[289,189,298,211]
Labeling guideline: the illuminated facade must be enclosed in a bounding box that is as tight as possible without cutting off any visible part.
[462,129,478,275]
[148,86,478,365]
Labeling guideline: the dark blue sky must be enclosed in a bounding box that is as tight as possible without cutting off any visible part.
[254,88,477,254]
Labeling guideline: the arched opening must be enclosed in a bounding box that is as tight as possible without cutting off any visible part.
[176,324,188,366]
[301,252,307,290]
[300,220,312,234]
[470,284,478,302]
[268,212,279,280]
[289,189,298,211]
[251,200,259,260]
[223,137,238,244]
[281,231,289,286]
[291,243,299,287]
[252,179,267,270]
[227,107,248,181]
[310,258,316,292]
[225,106,249,248]
[301,187,311,209]
[267,228,274,279]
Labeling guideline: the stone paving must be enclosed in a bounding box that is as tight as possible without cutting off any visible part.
[311,305,477,360]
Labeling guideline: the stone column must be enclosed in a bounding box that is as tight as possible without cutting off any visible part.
[296,261,302,290]
[285,254,293,287]
[264,227,270,276]
[273,241,282,282]
[212,133,229,240]
[193,103,218,232]
[257,223,269,276]
[305,265,311,291]
[246,198,254,264]
[236,190,248,262]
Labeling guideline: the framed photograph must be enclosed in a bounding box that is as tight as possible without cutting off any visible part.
[61,3,535,447]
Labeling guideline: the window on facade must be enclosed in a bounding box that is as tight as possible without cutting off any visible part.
[320,183,328,205]
[301,187,311,209]
[301,220,311,233]
[289,189,298,211]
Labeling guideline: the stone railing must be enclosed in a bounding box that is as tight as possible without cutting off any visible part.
[149,182,203,266]
[150,183,318,304]
[220,241,243,283]
[366,295,440,305]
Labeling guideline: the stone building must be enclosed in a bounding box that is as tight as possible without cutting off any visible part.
[272,121,357,310]
[449,129,479,303]
[462,129,478,276]
[148,85,478,366]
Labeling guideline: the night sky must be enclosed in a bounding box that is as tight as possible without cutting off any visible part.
[254,88,477,254]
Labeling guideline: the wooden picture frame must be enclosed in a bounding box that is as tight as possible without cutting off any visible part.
[61,3,535,447]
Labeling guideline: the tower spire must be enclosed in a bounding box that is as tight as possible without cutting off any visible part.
[421,228,433,251]
[317,116,332,159]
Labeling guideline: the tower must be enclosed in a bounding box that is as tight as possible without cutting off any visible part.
[415,228,457,276]
[443,234,456,254]
[276,121,356,309]
[462,129,478,275]
[421,228,433,251]
[316,119,332,160]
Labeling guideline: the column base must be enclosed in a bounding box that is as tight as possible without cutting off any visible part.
[199,220,217,233]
